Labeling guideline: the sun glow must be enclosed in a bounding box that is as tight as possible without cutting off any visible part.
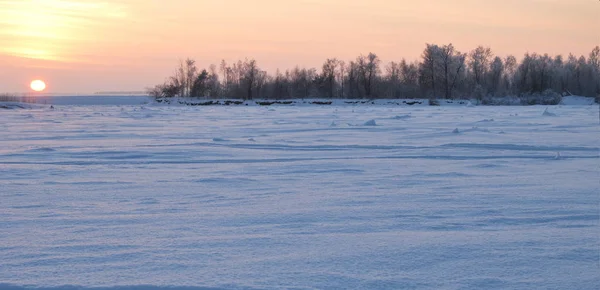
[30,80,46,92]
[0,0,128,62]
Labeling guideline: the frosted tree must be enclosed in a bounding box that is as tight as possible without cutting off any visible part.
[321,58,339,98]
[337,61,346,98]
[551,55,567,94]
[537,54,553,93]
[385,61,401,98]
[488,56,504,96]
[419,44,440,97]
[515,53,554,93]
[576,56,589,95]
[468,46,493,89]
[589,46,600,71]
[588,46,600,97]
[503,55,518,94]
[438,44,466,99]
[400,59,420,98]
[515,53,534,93]
[385,59,420,98]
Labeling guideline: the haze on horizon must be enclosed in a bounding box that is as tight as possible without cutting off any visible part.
[0,0,598,94]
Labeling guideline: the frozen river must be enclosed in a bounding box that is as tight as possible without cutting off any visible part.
[0,104,598,289]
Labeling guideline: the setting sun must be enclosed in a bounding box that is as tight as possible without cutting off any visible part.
[30,80,46,92]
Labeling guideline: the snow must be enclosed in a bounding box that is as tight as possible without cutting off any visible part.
[0,103,599,289]
[542,108,557,117]
[0,102,41,110]
[393,114,412,120]
[560,95,597,106]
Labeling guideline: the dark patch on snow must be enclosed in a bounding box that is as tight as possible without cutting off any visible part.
[363,119,377,126]
[311,101,332,105]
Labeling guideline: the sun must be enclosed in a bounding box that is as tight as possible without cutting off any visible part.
[30,80,46,92]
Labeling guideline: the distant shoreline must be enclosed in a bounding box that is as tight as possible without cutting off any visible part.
[0,95,152,106]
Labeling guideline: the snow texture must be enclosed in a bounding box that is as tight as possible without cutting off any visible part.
[560,95,597,106]
[0,102,599,289]
[542,108,557,117]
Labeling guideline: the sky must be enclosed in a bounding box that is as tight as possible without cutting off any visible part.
[0,0,598,94]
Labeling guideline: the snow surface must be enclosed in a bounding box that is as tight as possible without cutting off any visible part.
[0,104,599,289]
[560,95,597,106]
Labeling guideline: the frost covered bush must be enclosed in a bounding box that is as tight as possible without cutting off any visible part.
[520,90,562,105]
[479,95,520,106]
[428,99,440,106]
[472,84,486,103]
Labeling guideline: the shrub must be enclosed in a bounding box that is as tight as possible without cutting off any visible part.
[520,90,562,105]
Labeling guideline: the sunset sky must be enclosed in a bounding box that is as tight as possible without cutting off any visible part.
[1,0,598,94]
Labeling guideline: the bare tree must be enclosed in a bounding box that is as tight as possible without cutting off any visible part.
[243,59,259,100]
[346,61,360,98]
[321,58,339,98]
[357,53,380,98]
[400,59,420,98]
[386,61,401,98]
[419,44,440,97]
[172,59,199,97]
[271,69,286,99]
[151,45,599,103]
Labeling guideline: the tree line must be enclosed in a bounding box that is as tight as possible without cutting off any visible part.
[148,44,600,103]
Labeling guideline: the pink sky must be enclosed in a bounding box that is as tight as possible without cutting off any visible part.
[1,0,598,94]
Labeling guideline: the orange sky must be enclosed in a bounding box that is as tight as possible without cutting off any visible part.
[1,0,598,94]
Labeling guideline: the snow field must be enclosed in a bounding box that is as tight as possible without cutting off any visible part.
[0,104,598,289]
